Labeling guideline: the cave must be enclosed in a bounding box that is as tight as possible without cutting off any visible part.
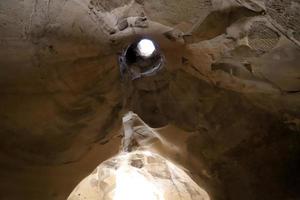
[0,0,299,200]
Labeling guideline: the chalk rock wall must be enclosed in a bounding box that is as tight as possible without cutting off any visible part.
[0,0,299,199]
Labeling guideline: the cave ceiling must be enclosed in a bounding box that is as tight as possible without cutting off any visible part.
[0,0,299,199]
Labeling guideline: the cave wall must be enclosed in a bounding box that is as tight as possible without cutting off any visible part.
[0,0,299,199]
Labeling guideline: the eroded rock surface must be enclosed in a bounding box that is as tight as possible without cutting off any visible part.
[68,150,210,200]
[0,0,299,199]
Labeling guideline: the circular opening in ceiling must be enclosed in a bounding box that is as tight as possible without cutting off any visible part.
[119,38,164,80]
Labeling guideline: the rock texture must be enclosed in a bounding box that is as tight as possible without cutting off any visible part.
[68,111,209,200]
[68,151,210,200]
[0,0,299,199]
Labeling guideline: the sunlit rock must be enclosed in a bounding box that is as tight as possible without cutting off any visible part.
[68,112,210,200]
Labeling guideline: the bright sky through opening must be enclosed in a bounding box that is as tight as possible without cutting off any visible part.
[137,39,155,57]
